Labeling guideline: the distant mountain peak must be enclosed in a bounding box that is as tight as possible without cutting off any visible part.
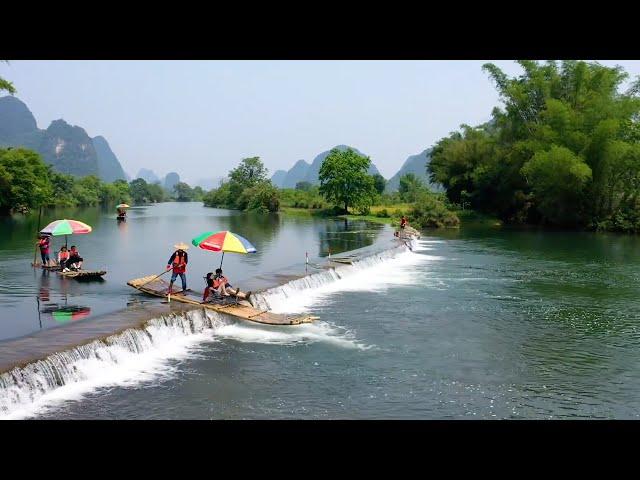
[0,97,127,181]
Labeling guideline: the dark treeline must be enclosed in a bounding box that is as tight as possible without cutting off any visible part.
[0,147,204,215]
[429,60,640,232]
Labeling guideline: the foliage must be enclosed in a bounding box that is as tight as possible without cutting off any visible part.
[173,182,194,202]
[372,173,386,195]
[203,157,280,212]
[237,182,280,213]
[318,148,377,214]
[295,181,313,191]
[279,186,328,209]
[398,173,426,202]
[0,148,52,214]
[429,60,640,231]
[409,192,460,229]
[0,61,16,94]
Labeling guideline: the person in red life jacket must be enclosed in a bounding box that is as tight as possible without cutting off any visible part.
[400,215,408,229]
[58,246,70,270]
[67,245,84,271]
[36,234,51,266]
[166,243,189,294]
[203,268,251,302]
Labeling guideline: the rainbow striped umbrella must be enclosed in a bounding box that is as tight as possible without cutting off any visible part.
[40,219,92,247]
[191,230,257,268]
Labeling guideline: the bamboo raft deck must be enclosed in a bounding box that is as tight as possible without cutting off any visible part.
[60,270,107,279]
[127,275,316,326]
[32,262,105,278]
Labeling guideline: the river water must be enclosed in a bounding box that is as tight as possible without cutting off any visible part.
[1,202,640,419]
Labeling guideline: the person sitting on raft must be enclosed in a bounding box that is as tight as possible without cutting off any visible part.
[37,234,51,266]
[203,268,251,301]
[166,243,189,294]
[58,246,70,270]
[67,245,84,271]
[117,208,126,219]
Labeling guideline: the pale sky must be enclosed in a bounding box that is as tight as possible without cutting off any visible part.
[2,60,639,184]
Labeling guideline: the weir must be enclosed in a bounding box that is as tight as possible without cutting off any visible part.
[0,235,417,418]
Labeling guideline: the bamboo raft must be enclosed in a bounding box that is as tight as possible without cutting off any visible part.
[32,262,62,271]
[32,262,106,279]
[127,275,316,326]
[60,270,107,279]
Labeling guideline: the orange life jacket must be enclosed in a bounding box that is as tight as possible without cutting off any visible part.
[212,275,228,289]
[59,251,70,260]
[172,253,187,272]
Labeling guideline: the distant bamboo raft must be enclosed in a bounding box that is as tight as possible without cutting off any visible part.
[127,275,316,326]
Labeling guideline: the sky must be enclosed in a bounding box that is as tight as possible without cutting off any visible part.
[2,60,640,184]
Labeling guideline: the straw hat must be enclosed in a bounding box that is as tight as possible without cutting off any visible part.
[173,242,190,250]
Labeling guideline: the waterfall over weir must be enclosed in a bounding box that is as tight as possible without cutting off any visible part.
[0,240,416,419]
[0,309,230,419]
[252,241,417,313]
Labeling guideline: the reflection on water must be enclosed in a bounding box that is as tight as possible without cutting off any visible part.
[34,269,91,329]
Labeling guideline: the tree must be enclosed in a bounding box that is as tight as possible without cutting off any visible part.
[429,60,640,230]
[295,181,313,191]
[372,174,386,195]
[192,186,205,201]
[237,181,280,212]
[0,61,16,94]
[147,182,166,202]
[0,148,52,214]
[398,173,425,202]
[129,178,149,203]
[173,182,194,201]
[228,157,268,201]
[318,148,376,214]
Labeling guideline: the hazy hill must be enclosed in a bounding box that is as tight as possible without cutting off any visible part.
[385,148,441,192]
[270,170,287,188]
[0,96,127,181]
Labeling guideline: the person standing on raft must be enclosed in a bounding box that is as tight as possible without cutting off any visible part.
[400,215,408,229]
[36,234,51,266]
[166,243,189,294]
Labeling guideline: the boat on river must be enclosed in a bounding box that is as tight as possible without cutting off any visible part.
[127,274,316,326]
[59,269,106,280]
[31,262,106,279]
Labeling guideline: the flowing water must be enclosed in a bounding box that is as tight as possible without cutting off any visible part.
[1,203,640,419]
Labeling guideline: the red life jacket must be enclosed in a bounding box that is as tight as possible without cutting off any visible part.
[212,275,228,289]
[172,253,187,273]
[59,251,70,260]
[39,238,50,252]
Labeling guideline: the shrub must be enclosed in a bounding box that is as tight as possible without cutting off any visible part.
[409,193,460,229]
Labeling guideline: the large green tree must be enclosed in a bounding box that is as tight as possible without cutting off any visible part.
[318,148,376,213]
[0,148,52,214]
[429,60,640,230]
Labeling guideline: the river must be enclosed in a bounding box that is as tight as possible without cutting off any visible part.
[1,202,640,419]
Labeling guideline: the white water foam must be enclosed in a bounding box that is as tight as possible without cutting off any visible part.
[214,320,372,350]
[253,241,441,314]
[0,310,228,420]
